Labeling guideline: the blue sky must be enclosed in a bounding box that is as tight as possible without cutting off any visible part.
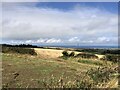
[1,2,118,46]
[36,2,118,13]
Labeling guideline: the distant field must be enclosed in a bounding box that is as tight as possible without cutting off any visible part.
[34,48,104,59]
[34,48,80,59]
[2,47,118,88]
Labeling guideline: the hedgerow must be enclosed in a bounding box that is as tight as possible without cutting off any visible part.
[2,46,37,55]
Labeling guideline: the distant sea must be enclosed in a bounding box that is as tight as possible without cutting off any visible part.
[38,45,119,49]
[58,46,118,49]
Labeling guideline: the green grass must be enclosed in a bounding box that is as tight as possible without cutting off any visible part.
[78,59,104,66]
[2,53,96,88]
[2,53,118,88]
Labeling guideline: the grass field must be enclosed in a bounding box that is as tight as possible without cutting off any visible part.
[2,48,118,88]
[34,48,104,59]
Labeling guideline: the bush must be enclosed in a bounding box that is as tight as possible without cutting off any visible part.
[76,53,98,59]
[87,66,116,84]
[69,52,75,57]
[62,51,75,60]
[62,51,69,57]
[78,60,103,66]
[104,54,119,63]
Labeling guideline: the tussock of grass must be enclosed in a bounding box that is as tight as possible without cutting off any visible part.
[78,59,103,66]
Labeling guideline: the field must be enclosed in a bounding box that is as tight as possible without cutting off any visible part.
[2,47,119,88]
[34,48,104,59]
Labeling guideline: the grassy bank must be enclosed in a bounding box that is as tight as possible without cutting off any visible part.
[2,53,118,88]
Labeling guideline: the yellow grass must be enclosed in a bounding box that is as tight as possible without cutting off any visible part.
[95,54,105,59]
[34,48,104,59]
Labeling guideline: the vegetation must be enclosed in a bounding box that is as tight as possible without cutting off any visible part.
[75,53,98,59]
[100,54,119,63]
[1,44,118,88]
[2,46,37,55]
[62,50,98,60]
[1,44,42,48]
[75,48,120,55]
[62,50,69,57]
[62,51,75,60]
[38,66,117,88]
[61,50,119,64]
[69,52,75,57]
[3,52,116,88]
[87,66,117,85]
[105,54,119,63]
[2,53,98,88]
[78,60,103,66]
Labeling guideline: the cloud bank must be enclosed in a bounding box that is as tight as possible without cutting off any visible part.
[2,3,118,45]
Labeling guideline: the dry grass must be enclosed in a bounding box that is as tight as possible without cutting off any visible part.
[2,48,118,88]
[34,48,104,59]
[34,48,80,59]
[2,53,97,88]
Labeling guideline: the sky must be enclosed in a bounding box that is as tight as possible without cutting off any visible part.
[1,2,118,46]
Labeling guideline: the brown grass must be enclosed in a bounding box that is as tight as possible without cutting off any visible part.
[34,48,80,59]
[34,48,105,59]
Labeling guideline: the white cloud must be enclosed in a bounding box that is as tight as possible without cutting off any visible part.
[68,37,79,42]
[82,40,94,43]
[7,38,62,44]
[2,3,118,45]
[25,40,34,44]
[46,38,61,43]
[36,39,46,43]
[97,37,110,42]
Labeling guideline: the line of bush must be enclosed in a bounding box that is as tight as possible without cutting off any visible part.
[62,50,98,60]
[1,44,42,48]
[78,60,103,66]
[102,54,119,63]
[2,46,37,55]
[75,53,98,59]
[61,50,119,63]
[75,48,120,55]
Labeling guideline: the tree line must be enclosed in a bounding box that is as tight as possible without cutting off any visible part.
[75,48,120,54]
[1,44,37,55]
[1,44,42,48]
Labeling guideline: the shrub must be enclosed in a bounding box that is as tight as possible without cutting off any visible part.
[39,66,117,88]
[40,75,94,88]
[69,52,75,57]
[78,60,103,66]
[76,53,98,59]
[62,50,69,57]
[87,66,116,84]
[104,54,119,63]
